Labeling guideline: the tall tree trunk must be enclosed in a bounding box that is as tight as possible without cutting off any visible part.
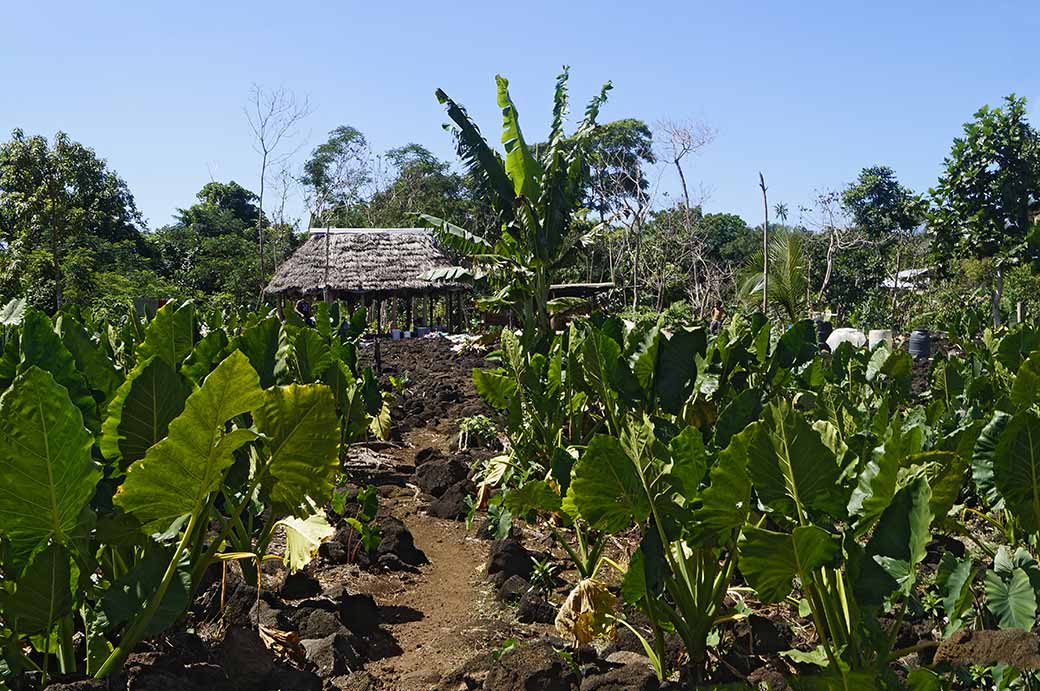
[51,195,62,310]
[992,264,1005,329]
[759,173,769,313]
[818,230,837,302]
[256,151,267,294]
[890,242,902,316]
[631,221,641,309]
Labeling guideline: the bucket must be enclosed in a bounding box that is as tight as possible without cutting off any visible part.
[391,329,402,340]
[908,329,931,360]
[868,329,893,350]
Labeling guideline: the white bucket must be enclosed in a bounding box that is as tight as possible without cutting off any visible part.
[868,329,893,350]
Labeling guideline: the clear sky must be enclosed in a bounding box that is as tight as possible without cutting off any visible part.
[2,1,1038,230]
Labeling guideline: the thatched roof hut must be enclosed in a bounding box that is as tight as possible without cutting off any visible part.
[265,228,467,299]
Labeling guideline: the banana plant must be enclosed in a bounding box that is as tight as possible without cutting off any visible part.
[419,68,611,351]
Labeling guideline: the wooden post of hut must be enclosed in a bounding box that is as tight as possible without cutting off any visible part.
[405,295,413,334]
[374,298,382,373]
[427,293,434,330]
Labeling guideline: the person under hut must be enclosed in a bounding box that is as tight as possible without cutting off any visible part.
[295,298,315,327]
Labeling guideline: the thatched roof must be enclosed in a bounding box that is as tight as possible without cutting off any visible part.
[265,228,467,297]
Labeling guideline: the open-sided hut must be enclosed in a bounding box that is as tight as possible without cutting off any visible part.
[265,228,469,334]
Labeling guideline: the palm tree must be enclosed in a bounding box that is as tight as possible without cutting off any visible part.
[418,68,611,351]
[774,202,789,225]
[738,228,808,323]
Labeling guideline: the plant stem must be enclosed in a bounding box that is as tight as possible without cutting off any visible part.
[96,509,200,678]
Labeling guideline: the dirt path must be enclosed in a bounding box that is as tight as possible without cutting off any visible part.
[352,429,511,690]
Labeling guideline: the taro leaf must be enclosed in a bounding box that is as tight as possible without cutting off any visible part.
[629,325,661,392]
[973,411,1011,509]
[0,367,98,568]
[693,427,752,538]
[745,403,845,524]
[937,553,975,635]
[714,388,763,449]
[550,447,575,496]
[504,480,563,520]
[19,308,95,422]
[235,316,285,388]
[621,529,667,606]
[56,315,121,401]
[135,301,196,370]
[990,410,1040,533]
[739,525,839,604]
[654,328,705,414]
[769,319,817,372]
[1010,352,1040,411]
[567,434,649,533]
[996,325,1040,371]
[667,426,708,498]
[278,513,335,573]
[472,368,516,410]
[254,383,341,517]
[100,357,191,470]
[98,543,191,637]
[985,567,1037,630]
[911,451,967,526]
[554,578,617,645]
[181,329,230,385]
[0,543,72,635]
[857,478,932,605]
[115,351,263,532]
[291,328,331,384]
[906,669,944,691]
[848,423,923,531]
[0,297,26,326]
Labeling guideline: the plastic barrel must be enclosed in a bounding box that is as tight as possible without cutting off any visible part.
[814,319,833,344]
[908,329,931,360]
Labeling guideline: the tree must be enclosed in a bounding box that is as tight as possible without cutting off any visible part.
[929,94,1040,328]
[421,68,611,350]
[301,125,372,228]
[245,85,309,293]
[150,181,277,305]
[0,129,148,310]
[842,166,924,312]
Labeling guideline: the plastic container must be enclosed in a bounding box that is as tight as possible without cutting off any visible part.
[868,329,893,350]
[909,329,931,359]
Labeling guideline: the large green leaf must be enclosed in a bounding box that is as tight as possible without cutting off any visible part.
[291,328,331,384]
[98,543,191,637]
[714,388,763,449]
[135,301,196,369]
[666,426,708,498]
[745,403,845,524]
[504,480,563,519]
[0,543,72,635]
[973,411,1011,509]
[991,410,1040,533]
[235,316,285,388]
[19,308,95,421]
[0,367,98,567]
[495,75,542,203]
[57,315,121,401]
[100,357,191,469]
[1011,351,1040,411]
[472,368,516,410]
[254,383,341,517]
[654,328,704,414]
[568,434,649,533]
[114,351,263,531]
[693,428,752,537]
[0,297,26,326]
[740,525,840,603]
[985,567,1037,630]
[857,478,932,604]
[181,329,230,385]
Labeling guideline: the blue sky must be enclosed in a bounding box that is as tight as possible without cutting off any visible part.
[2,1,1037,230]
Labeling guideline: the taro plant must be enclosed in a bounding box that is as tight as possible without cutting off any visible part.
[0,301,353,687]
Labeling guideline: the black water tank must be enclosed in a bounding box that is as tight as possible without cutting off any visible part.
[814,317,833,344]
[908,329,931,360]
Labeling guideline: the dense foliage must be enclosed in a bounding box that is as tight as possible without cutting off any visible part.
[474,310,1040,687]
[0,299,384,685]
